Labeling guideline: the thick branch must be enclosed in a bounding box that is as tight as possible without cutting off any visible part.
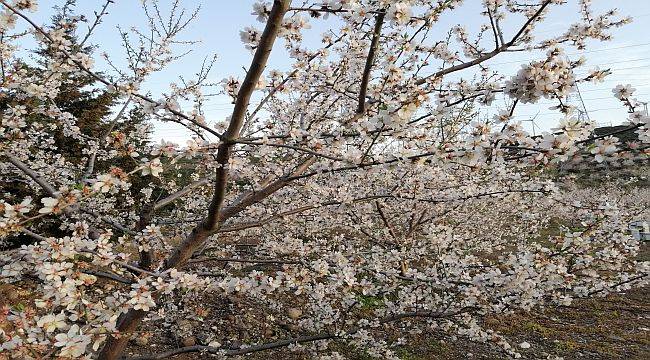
[357,11,385,114]
[203,0,291,230]
[97,4,291,359]
[219,157,315,221]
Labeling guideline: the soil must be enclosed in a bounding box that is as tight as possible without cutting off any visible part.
[117,285,649,360]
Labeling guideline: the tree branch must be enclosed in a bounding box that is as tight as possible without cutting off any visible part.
[79,0,115,47]
[218,193,389,233]
[375,200,399,239]
[415,0,552,85]
[203,0,291,230]
[357,11,385,114]
[218,157,315,221]
[153,178,210,211]
[82,97,132,182]
[5,154,58,196]
[97,3,291,358]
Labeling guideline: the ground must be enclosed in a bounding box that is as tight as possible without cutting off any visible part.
[116,286,649,360]
[2,281,648,359]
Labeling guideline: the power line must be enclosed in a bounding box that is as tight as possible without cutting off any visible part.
[575,64,650,76]
[511,106,629,119]
[415,43,650,77]
[532,13,650,35]
[475,43,650,67]
[583,57,650,67]
[580,85,650,93]
[529,92,649,105]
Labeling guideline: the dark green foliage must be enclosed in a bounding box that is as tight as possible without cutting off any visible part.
[1,2,151,248]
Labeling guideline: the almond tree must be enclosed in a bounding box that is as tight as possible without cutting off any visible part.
[0,0,648,359]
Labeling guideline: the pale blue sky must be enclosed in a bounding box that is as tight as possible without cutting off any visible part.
[23,1,650,143]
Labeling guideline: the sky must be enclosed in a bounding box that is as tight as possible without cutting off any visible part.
[19,0,650,143]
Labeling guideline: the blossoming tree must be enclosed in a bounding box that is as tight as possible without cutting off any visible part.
[1,0,649,359]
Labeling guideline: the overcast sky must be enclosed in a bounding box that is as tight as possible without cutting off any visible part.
[23,1,650,143]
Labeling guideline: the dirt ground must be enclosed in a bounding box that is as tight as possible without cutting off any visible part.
[2,281,647,359]
[398,286,650,360]
[114,284,649,360]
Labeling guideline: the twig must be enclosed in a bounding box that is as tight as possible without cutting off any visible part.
[5,154,58,195]
[152,178,210,211]
[189,257,301,265]
[82,97,133,182]
[80,0,115,47]
[0,0,224,141]
[415,0,553,85]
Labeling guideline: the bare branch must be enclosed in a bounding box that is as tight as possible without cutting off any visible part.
[82,97,132,182]
[83,269,133,284]
[219,157,316,221]
[21,228,48,242]
[79,0,115,47]
[79,249,161,278]
[79,207,137,236]
[189,257,301,265]
[415,0,553,85]
[218,193,388,233]
[375,200,398,239]
[5,154,58,196]
[203,0,291,230]
[357,11,385,114]
[153,178,210,211]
